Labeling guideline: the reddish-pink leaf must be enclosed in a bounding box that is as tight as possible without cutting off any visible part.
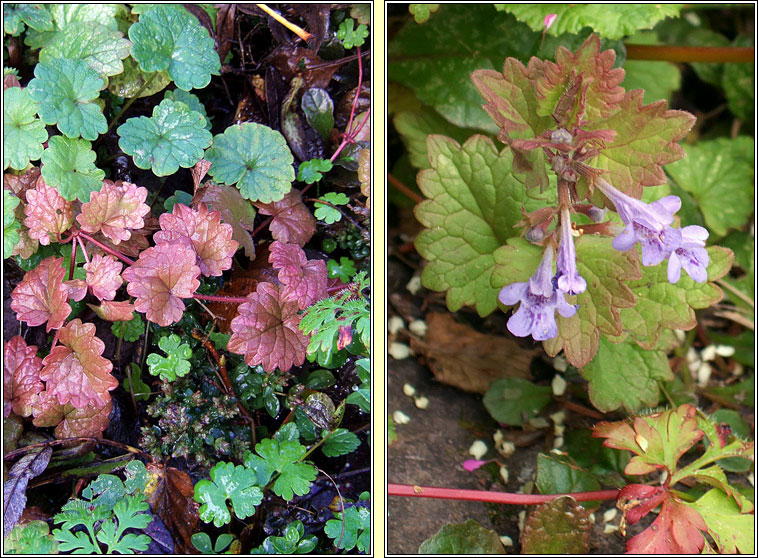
[31,390,64,427]
[122,242,201,327]
[4,73,21,90]
[626,493,706,554]
[10,256,71,331]
[269,241,327,309]
[31,391,112,438]
[4,167,41,198]
[76,179,150,244]
[193,183,257,259]
[227,282,308,372]
[4,336,43,418]
[88,300,135,322]
[154,203,238,277]
[254,189,316,247]
[617,484,667,525]
[64,279,88,302]
[84,254,123,301]
[23,176,74,246]
[38,319,117,409]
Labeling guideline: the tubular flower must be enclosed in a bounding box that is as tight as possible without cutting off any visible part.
[499,245,577,341]
[555,207,587,295]
[595,178,709,281]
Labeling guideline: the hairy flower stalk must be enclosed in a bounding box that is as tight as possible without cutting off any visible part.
[556,207,587,295]
[499,244,577,341]
[594,178,709,283]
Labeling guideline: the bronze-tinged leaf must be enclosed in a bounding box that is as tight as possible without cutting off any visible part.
[122,242,201,327]
[409,312,536,394]
[55,399,112,438]
[154,203,238,277]
[88,300,135,322]
[4,336,43,418]
[193,183,257,259]
[4,166,41,199]
[76,179,150,244]
[38,319,117,409]
[626,493,707,554]
[269,241,327,309]
[4,72,21,90]
[64,279,87,302]
[23,176,74,246]
[84,254,123,301]
[254,189,316,247]
[266,45,339,89]
[145,463,199,555]
[228,282,308,372]
[10,256,71,331]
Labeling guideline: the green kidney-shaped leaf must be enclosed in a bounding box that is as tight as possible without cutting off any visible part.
[40,136,105,202]
[27,58,106,140]
[117,99,212,177]
[483,377,552,426]
[129,4,220,91]
[581,336,673,413]
[414,134,553,316]
[4,86,48,170]
[666,137,754,237]
[418,519,505,554]
[38,22,130,79]
[497,4,682,40]
[164,89,211,129]
[4,190,21,258]
[205,123,295,203]
[23,4,121,50]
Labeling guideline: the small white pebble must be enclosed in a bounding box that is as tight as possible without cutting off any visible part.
[406,275,422,295]
[528,417,550,429]
[552,436,564,449]
[469,440,488,460]
[553,355,568,372]
[603,523,619,534]
[674,329,686,342]
[603,508,618,523]
[696,362,712,387]
[493,429,504,446]
[499,465,509,484]
[701,345,717,362]
[554,424,565,437]
[549,410,566,425]
[497,440,515,459]
[733,363,745,377]
[518,510,527,534]
[688,357,702,375]
[402,383,416,397]
[715,345,735,358]
[500,535,513,548]
[589,513,596,524]
[414,395,429,409]
[389,342,411,360]
[408,319,428,337]
[388,315,405,335]
[747,473,754,487]
[393,410,410,425]
[550,448,564,455]
[551,375,567,396]
[686,347,699,363]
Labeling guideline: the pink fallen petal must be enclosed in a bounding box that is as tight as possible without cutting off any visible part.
[544,13,557,30]
[462,459,487,472]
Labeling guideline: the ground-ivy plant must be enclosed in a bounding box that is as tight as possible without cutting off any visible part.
[4,3,370,554]
[389,3,752,555]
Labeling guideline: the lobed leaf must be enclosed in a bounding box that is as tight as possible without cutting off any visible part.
[40,135,105,202]
[193,183,257,259]
[689,489,754,554]
[4,4,53,36]
[24,4,121,50]
[147,334,192,382]
[194,462,262,527]
[77,179,150,245]
[625,492,706,554]
[10,256,71,331]
[154,203,238,277]
[4,86,48,171]
[165,89,211,129]
[32,392,113,439]
[92,300,136,322]
[269,241,327,310]
[205,123,295,203]
[23,176,74,246]
[254,189,316,247]
[4,521,58,555]
[324,504,371,552]
[38,318,117,409]
[228,282,309,373]
[38,22,130,79]
[3,190,21,258]
[247,438,317,501]
[27,57,107,140]
[84,254,123,301]
[122,242,201,327]
[129,4,220,91]
[4,336,43,418]
[117,99,212,177]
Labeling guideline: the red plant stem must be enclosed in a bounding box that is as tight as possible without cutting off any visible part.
[68,237,77,281]
[77,236,90,264]
[330,46,366,163]
[387,483,619,505]
[388,173,424,204]
[76,231,135,266]
[625,43,753,63]
[327,282,352,294]
[193,293,249,304]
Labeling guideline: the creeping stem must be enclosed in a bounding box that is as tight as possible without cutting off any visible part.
[387,483,619,505]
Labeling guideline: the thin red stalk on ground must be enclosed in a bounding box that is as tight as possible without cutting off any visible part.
[387,483,619,505]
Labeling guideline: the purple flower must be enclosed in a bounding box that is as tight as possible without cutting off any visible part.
[555,207,586,295]
[499,245,577,341]
[667,226,709,283]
